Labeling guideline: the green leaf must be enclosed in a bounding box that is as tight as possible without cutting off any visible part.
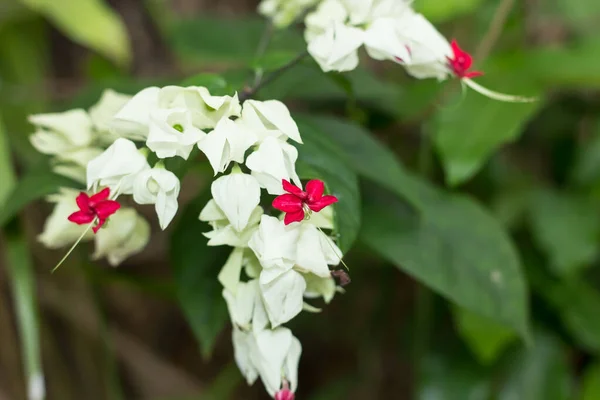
[453,306,518,365]
[180,73,229,95]
[295,115,421,209]
[18,0,130,65]
[169,17,304,65]
[433,68,542,186]
[4,234,44,400]
[571,119,600,187]
[581,363,600,400]
[418,350,492,400]
[498,331,572,400]
[169,189,231,359]
[414,0,483,22]
[361,182,531,341]
[294,123,361,254]
[528,189,600,276]
[543,278,600,354]
[0,163,81,228]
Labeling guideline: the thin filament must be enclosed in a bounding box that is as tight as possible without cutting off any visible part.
[463,78,538,103]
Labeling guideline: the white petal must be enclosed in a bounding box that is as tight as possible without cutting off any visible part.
[89,89,132,132]
[93,208,150,266]
[197,126,229,174]
[364,17,411,62]
[223,277,256,328]
[29,109,93,154]
[249,215,300,273]
[199,199,227,222]
[304,0,348,41]
[245,136,300,195]
[260,269,306,327]
[233,328,260,385]
[284,336,302,392]
[111,87,160,139]
[146,109,205,159]
[304,274,337,303]
[211,173,261,232]
[86,138,150,194]
[243,100,302,143]
[254,328,293,395]
[307,21,364,73]
[295,224,332,277]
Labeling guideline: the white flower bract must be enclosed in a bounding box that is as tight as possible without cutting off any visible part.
[132,166,181,230]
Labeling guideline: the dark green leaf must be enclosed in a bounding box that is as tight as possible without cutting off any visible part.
[294,123,361,254]
[498,331,572,400]
[453,306,518,365]
[180,73,229,95]
[571,119,600,187]
[433,61,542,186]
[529,189,600,276]
[361,182,530,341]
[0,164,81,227]
[169,189,231,359]
[581,362,600,400]
[542,278,600,354]
[418,350,492,400]
[295,115,421,209]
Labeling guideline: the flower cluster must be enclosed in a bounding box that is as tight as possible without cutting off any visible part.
[31,84,345,398]
[258,0,535,102]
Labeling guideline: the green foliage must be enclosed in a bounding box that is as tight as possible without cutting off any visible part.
[169,188,231,360]
[414,0,483,23]
[361,184,530,340]
[453,307,518,365]
[529,189,600,276]
[17,0,130,65]
[581,363,600,400]
[0,164,80,227]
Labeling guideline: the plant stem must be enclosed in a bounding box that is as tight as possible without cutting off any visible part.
[240,51,309,102]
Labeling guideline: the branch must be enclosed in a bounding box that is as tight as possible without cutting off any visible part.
[474,0,517,62]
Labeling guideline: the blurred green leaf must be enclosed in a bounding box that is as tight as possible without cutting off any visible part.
[18,0,130,65]
[361,182,530,341]
[0,163,81,228]
[263,65,402,116]
[418,350,492,400]
[433,72,542,186]
[169,16,304,65]
[529,189,600,276]
[170,189,231,359]
[543,278,600,354]
[180,73,229,95]
[0,117,16,203]
[453,307,518,365]
[527,42,600,88]
[581,362,600,400]
[4,234,45,400]
[295,121,362,253]
[295,115,420,209]
[203,363,242,400]
[498,331,571,400]
[571,119,600,187]
[414,0,483,23]
[308,376,354,400]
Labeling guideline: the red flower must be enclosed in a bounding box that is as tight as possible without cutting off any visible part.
[447,40,483,79]
[68,188,121,233]
[274,389,295,400]
[272,179,338,225]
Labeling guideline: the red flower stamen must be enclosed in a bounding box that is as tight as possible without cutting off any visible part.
[273,179,338,225]
[68,188,120,233]
[447,39,483,79]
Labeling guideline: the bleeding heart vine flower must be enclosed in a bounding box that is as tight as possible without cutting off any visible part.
[67,188,121,233]
[447,40,483,79]
[272,179,338,225]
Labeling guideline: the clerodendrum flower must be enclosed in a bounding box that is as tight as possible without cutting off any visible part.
[246,137,301,195]
[146,109,205,159]
[67,188,120,233]
[211,171,262,232]
[272,179,338,225]
[133,166,181,230]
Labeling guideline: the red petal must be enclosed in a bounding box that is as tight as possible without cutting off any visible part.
[94,200,121,219]
[75,192,91,213]
[308,195,338,212]
[273,194,303,213]
[284,210,305,225]
[464,71,484,79]
[305,180,324,203]
[450,39,462,57]
[68,210,95,225]
[282,179,305,198]
[89,187,110,206]
[92,218,106,233]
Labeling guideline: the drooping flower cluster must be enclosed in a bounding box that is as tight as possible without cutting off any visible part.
[258,0,535,102]
[31,84,345,398]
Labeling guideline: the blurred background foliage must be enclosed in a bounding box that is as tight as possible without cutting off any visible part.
[1,0,600,399]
